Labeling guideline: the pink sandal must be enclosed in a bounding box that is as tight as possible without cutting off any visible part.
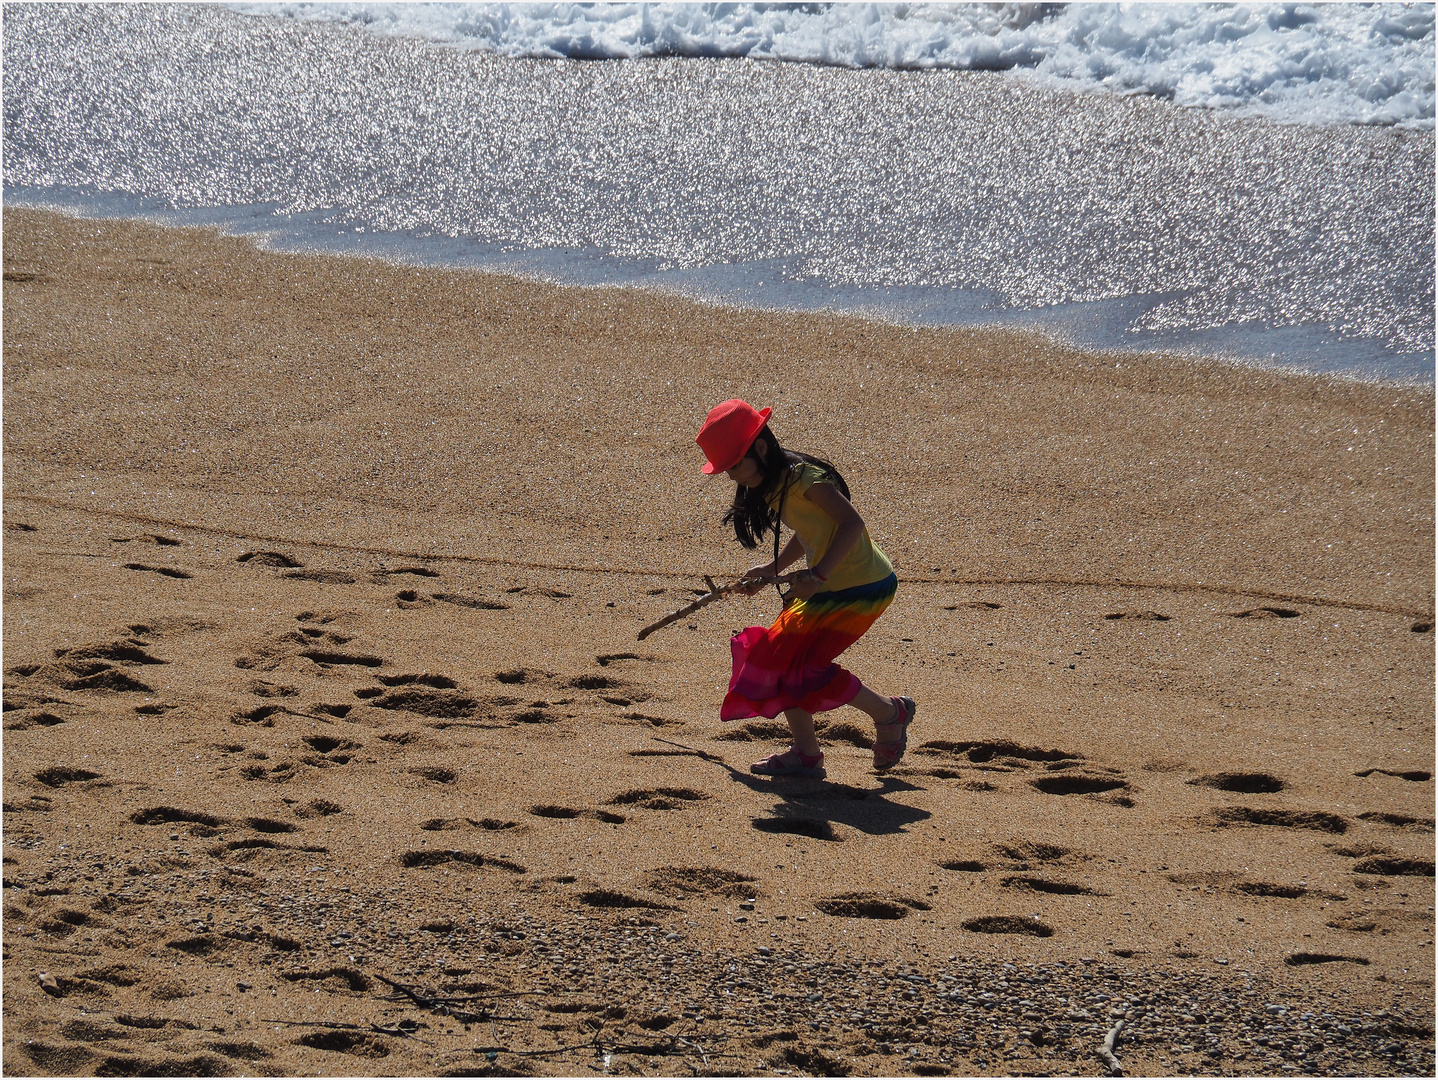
[750,748,826,779]
[872,696,916,771]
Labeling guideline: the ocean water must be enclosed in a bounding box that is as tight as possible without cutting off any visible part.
[3,3,1434,381]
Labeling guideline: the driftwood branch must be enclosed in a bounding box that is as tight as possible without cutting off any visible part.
[372,972,526,1023]
[637,571,804,641]
[259,1018,424,1040]
[1098,1019,1125,1076]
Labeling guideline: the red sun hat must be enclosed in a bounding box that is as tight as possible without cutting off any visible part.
[696,399,773,474]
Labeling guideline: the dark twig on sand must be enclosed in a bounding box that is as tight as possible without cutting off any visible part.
[372,972,529,1023]
[260,1017,425,1041]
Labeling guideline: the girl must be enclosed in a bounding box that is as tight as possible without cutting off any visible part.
[695,399,915,779]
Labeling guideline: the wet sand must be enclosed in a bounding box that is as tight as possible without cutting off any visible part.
[3,206,1434,1077]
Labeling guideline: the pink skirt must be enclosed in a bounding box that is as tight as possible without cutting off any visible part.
[720,574,896,721]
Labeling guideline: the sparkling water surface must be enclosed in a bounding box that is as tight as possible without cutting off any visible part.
[3,4,1433,381]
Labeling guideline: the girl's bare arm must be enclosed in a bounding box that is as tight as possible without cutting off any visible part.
[739,534,806,593]
[804,482,866,581]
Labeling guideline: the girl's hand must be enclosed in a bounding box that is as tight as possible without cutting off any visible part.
[737,562,776,595]
[788,572,823,601]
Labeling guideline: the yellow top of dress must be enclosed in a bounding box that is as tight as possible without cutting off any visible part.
[768,461,893,593]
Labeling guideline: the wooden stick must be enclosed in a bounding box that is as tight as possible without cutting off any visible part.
[636,571,804,641]
[1098,1019,1125,1076]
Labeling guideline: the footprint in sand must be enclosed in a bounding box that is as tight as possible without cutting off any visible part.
[237,548,304,567]
[409,766,457,785]
[302,735,360,766]
[1351,855,1435,876]
[365,682,481,720]
[1354,767,1432,782]
[293,798,344,818]
[1284,952,1370,967]
[938,858,987,872]
[815,893,930,920]
[596,652,656,666]
[5,709,68,731]
[990,840,1091,866]
[3,792,56,815]
[642,866,760,900]
[242,816,298,833]
[1000,875,1106,896]
[493,667,547,685]
[33,767,103,788]
[716,720,793,743]
[233,702,345,726]
[371,566,440,584]
[298,648,382,668]
[607,787,710,811]
[1029,772,1131,801]
[820,721,874,749]
[419,817,520,832]
[379,673,457,688]
[14,640,167,695]
[1356,810,1435,830]
[294,1030,390,1058]
[1104,610,1171,621]
[530,804,628,824]
[1229,881,1347,900]
[211,835,330,859]
[920,768,997,789]
[962,914,1054,937]
[399,849,526,873]
[235,620,368,672]
[1190,771,1286,793]
[122,562,192,579]
[282,568,358,585]
[281,966,372,992]
[751,817,841,842]
[576,888,676,911]
[431,592,509,610]
[1208,806,1349,833]
[121,533,181,546]
[1227,606,1300,619]
[917,739,1082,768]
[504,585,573,599]
[615,710,683,728]
[1326,906,1434,934]
[130,806,228,828]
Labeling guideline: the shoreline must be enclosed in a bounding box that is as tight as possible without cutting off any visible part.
[6,194,1432,388]
[4,206,1434,1076]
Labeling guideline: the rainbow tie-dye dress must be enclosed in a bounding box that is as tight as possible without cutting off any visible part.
[721,462,896,721]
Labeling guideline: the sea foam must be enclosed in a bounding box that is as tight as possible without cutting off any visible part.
[233,2,1436,128]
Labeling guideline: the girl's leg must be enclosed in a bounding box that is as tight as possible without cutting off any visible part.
[750,708,826,776]
[849,684,899,725]
[782,708,822,757]
[850,682,915,770]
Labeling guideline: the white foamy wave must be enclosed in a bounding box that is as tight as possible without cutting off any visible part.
[232,2,1435,128]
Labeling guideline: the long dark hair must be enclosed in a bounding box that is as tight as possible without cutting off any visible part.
[722,424,851,551]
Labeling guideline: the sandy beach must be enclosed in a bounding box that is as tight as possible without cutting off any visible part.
[3,206,1434,1077]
